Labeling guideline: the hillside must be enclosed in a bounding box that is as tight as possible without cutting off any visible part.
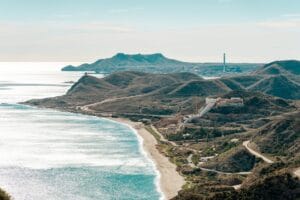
[201,90,294,125]
[62,53,260,77]
[254,60,300,76]
[25,62,300,200]
[220,75,263,90]
[218,60,300,99]
[26,64,299,119]
[174,164,299,200]
[249,75,300,99]
[62,53,187,72]
[169,80,230,97]
[201,146,257,173]
[25,71,228,116]
[252,111,300,160]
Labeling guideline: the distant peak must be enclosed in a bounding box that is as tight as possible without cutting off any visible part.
[113,53,129,59]
[150,53,165,57]
[265,60,300,67]
[112,53,165,58]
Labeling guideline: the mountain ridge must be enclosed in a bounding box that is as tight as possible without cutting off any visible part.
[62,53,261,76]
[253,60,300,76]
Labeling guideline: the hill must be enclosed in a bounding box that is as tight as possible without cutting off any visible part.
[62,53,187,72]
[252,111,300,160]
[169,80,230,97]
[219,60,300,99]
[202,90,294,124]
[254,60,300,76]
[62,53,260,77]
[25,71,228,116]
[201,146,257,173]
[25,62,300,200]
[248,75,300,99]
[62,59,300,100]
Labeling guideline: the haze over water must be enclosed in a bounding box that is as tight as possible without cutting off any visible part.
[0,63,161,200]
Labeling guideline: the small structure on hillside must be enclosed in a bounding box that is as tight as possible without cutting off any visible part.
[215,97,244,107]
[205,97,218,105]
[205,97,244,108]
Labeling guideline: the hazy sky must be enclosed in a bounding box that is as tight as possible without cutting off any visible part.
[0,0,300,62]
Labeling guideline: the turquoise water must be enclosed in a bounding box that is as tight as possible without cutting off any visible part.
[0,63,161,200]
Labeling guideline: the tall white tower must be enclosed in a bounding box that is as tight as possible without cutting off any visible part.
[223,53,226,73]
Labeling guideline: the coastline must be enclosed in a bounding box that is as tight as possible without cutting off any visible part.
[20,103,186,199]
[107,117,185,200]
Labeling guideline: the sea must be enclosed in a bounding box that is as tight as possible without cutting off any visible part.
[0,62,162,200]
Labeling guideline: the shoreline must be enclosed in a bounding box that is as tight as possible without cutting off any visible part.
[20,103,185,199]
[107,117,185,200]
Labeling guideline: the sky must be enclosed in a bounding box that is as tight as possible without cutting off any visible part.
[0,0,299,63]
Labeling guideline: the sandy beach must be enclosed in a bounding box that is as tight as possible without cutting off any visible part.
[108,117,185,200]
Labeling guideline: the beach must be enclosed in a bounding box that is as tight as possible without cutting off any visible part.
[109,117,185,200]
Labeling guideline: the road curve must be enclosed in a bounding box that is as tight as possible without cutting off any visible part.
[243,141,274,164]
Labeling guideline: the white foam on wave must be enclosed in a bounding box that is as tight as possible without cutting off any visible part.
[102,118,165,200]
[0,105,153,174]
[0,63,161,199]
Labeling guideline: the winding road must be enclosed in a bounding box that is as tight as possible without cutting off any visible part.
[187,153,252,175]
[243,140,300,179]
[242,141,274,164]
